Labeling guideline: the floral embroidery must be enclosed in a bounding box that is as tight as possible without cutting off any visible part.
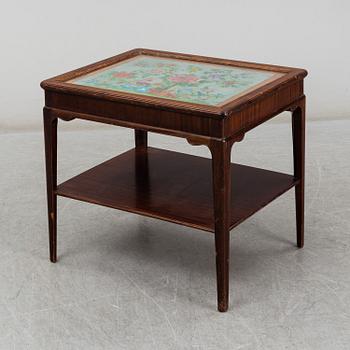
[168,74,199,83]
[112,72,134,79]
[72,56,277,106]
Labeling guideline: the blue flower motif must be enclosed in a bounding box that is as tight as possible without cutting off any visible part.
[135,86,149,93]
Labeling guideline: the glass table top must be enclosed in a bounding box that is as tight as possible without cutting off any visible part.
[69,55,283,106]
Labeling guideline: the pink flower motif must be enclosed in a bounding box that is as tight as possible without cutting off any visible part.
[137,78,154,85]
[151,69,164,74]
[148,88,162,94]
[112,72,133,78]
[157,63,176,67]
[168,75,199,83]
[149,88,176,98]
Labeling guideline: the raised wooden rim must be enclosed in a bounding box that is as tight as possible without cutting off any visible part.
[41,48,307,118]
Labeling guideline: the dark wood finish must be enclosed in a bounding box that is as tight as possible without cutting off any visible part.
[43,95,224,138]
[134,129,148,149]
[223,83,304,138]
[209,140,234,311]
[41,48,307,312]
[292,97,306,248]
[55,148,298,232]
[43,108,58,263]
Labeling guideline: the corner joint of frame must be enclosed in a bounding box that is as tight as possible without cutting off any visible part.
[43,106,55,122]
[44,107,76,122]
[287,95,306,112]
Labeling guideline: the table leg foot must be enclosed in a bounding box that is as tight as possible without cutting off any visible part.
[49,211,57,263]
[295,185,304,249]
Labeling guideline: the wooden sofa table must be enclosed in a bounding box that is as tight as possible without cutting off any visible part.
[41,48,307,312]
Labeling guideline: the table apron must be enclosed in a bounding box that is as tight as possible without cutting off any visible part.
[223,79,304,138]
[45,78,303,141]
[45,91,224,139]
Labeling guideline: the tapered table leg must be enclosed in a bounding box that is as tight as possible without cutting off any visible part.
[134,129,148,149]
[292,98,306,248]
[210,139,233,312]
[43,108,58,262]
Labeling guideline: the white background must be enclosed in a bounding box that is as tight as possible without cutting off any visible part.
[0,0,349,131]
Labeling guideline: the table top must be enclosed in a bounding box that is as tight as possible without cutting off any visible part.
[69,55,282,107]
[41,49,307,117]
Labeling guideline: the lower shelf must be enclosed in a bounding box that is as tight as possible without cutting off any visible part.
[56,147,297,232]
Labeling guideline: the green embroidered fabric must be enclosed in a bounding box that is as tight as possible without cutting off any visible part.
[71,56,279,106]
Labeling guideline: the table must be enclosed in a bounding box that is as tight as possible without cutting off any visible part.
[41,48,307,312]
